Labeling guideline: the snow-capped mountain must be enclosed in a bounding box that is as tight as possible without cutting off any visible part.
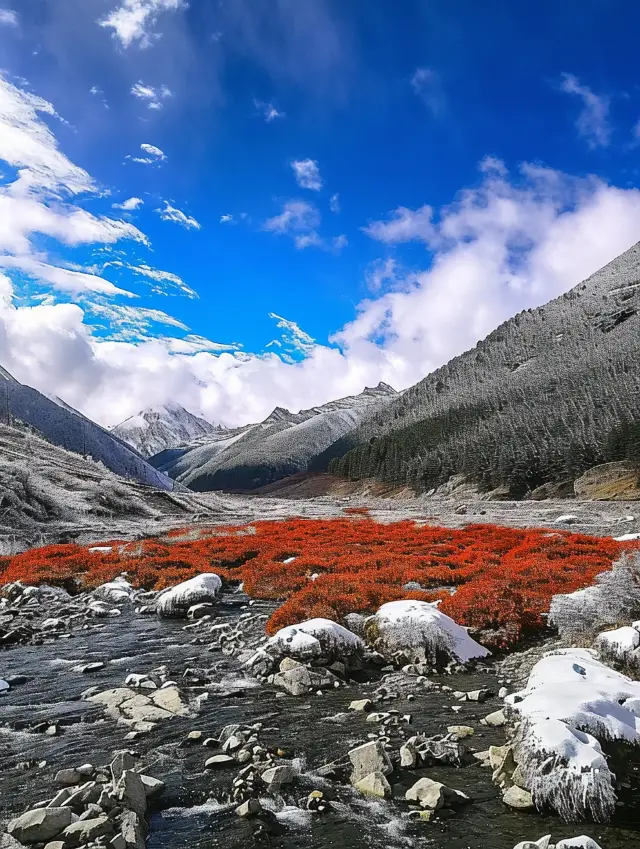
[112,403,221,458]
[0,367,174,491]
[150,382,398,491]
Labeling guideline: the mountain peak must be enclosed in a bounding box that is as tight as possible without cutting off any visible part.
[112,403,220,458]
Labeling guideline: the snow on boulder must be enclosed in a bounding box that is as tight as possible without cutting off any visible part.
[555,838,602,849]
[93,576,134,603]
[364,600,490,666]
[594,624,640,666]
[505,648,640,821]
[156,574,222,617]
[246,618,364,675]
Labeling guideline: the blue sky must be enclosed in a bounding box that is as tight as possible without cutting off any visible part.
[2,0,640,427]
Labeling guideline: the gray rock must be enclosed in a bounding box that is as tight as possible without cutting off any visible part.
[349,698,373,712]
[355,771,391,798]
[483,709,506,727]
[406,777,470,810]
[111,751,135,783]
[348,741,392,784]
[120,811,146,849]
[272,666,336,696]
[139,774,165,798]
[150,686,189,716]
[502,786,534,810]
[235,799,262,818]
[400,741,418,768]
[261,764,294,791]
[7,808,72,844]
[205,755,235,768]
[117,770,147,818]
[279,657,304,672]
[54,767,83,787]
[62,816,114,847]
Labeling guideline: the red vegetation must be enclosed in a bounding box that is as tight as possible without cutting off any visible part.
[1,519,638,648]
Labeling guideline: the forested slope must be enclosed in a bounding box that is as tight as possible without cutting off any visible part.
[322,242,640,497]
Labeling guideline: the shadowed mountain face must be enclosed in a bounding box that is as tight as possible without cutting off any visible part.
[318,243,640,498]
[0,369,174,492]
[111,403,221,459]
[149,383,398,491]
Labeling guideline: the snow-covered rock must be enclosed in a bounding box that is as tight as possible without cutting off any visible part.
[364,600,490,665]
[156,574,222,617]
[505,647,640,821]
[512,838,601,849]
[93,576,134,603]
[594,624,640,664]
[247,618,364,675]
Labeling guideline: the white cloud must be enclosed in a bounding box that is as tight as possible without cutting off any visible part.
[99,0,186,49]
[254,99,285,122]
[291,158,322,190]
[113,197,144,211]
[157,200,201,230]
[0,255,134,298]
[131,81,172,110]
[126,143,166,164]
[365,257,398,292]
[332,234,348,251]
[330,193,340,213]
[264,199,320,234]
[0,9,17,26]
[220,214,233,223]
[411,67,446,118]
[125,263,198,298]
[363,204,434,244]
[560,73,611,149]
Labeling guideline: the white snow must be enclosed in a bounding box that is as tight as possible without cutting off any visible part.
[156,573,222,617]
[366,599,490,663]
[554,514,580,524]
[506,647,640,820]
[89,546,113,553]
[266,617,364,660]
[556,839,602,849]
[614,532,640,541]
[594,625,640,659]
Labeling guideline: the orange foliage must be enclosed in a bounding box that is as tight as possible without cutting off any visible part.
[1,519,637,649]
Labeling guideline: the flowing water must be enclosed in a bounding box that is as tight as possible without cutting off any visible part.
[1,597,638,849]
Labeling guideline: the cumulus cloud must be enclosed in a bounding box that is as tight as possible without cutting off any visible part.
[560,73,611,149]
[220,214,233,223]
[291,158,322,190]
[156,201,201,229]
[125,143,166,164]
[0,9,17,26]
[99,0,186,49]
[131,81,172,110]
[254,99,285,122]
[363,204,434,244]
[113,197,144,210]
[264,199,320,235]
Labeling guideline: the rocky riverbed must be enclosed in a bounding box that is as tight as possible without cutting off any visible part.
[1,581,636,849]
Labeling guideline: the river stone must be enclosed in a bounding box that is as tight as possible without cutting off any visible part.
[140,774,165,798]
[7,807,73,844]
[503,786,534,810]
[150,686,189,715]
[120,811,146,849]
[406,777,470,810]
[447,725,474,739]
[62,816,114,847]
[272,666,335,696]
[235,799,262,818]
[355,771,391,798]
[117,770,147,818]
[483,709,506,727]
[513,837,552,849]
[489,744,510,770]
[87,688,133,709]
[54,767,84,787]
[187,603,216,620]
[47,789,72,808]
[349,698,373,712]
[279,657,304,672]
[348,740,392,784]
[205,755,235,768]
[261,764,294,791]
[400,740,418,768]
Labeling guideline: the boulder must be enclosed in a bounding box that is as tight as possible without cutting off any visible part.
[364,600,489,666]
[355,771,391,798]
[120,811,146,849]
[7,808,72,844]
[156,574,222,617]
[261,764,295,791]
[503,786,534,810]
[556,839,602,849]
[116,770,147,818]
[348,741,392,784]
[62,816,114,847]
[405,777,469,810]
[272,666,337,696]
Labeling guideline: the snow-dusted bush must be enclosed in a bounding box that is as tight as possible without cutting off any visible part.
[246,617,364,674]
[364,599,490,665]
[549,551,640,643]
[506,647,640,821]
[156,573,222,617]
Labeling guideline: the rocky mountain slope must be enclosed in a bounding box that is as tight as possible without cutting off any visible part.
[150,383,398,491]
[0,421,228,544]
[111,402,221,458]
[0,368,174,491]
[319,242,640,498]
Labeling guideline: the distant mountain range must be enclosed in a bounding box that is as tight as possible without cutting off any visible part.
[146,383,398,491]
[0,368,174,492]
[111,403,222,458]
[319,242,640,498]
